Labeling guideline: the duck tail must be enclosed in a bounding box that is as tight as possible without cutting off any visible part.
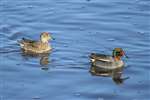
[17,38,25,43]
[89,53,97,62]
[17,38,25,48]
[89,53,96,58]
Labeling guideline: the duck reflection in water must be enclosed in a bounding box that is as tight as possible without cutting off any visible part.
[21,51,51,71]
[90,65,129,85]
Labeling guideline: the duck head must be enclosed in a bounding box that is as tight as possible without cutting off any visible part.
[112,48,128,61]
[40,32,53,43]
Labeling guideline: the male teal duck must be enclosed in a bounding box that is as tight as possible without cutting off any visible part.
[90,48,128,69]
[18,32,53,53]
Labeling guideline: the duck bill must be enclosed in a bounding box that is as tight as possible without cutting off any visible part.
[50,36,55,40]
[122,51,129,58]
[124,54,129,58]
[52,37,55,40]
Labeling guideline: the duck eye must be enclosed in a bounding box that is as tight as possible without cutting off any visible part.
[115,51,121,56]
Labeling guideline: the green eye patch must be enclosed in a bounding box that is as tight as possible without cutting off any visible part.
[112,50,121,57]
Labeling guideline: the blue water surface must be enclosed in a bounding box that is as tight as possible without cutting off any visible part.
[0,0,150,100]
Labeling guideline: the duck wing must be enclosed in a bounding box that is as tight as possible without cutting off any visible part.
[22,38,35,42]
[92,60,117,69]
[90,53,112,62]
[18,38,39,48]
[93,60,113,67]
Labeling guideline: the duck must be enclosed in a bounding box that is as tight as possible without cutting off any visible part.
[90,48,128,69]
[18,32,53,53]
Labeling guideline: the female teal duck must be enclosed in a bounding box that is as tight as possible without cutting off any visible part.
[18,32,53,53]
[90,48,128,69]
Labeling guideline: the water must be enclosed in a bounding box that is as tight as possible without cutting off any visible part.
[0,0,150,100]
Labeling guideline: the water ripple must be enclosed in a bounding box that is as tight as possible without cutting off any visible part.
[0,0,149,100]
